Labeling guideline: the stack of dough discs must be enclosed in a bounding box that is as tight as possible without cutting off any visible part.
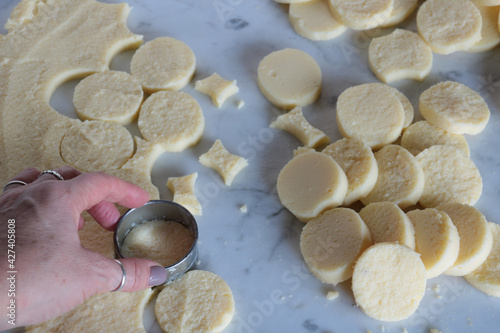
[407,209,460,279]
[416,145,483,208]
[277,151,348,222]
[328,0,393,30]
[465,222,500,297]
[138,91,204,152]
[468,4,500,52]
[130,37,196,93]
[155,270,235,333]
[368,29,433,83]
[322,138,378,206]
[419,81,491,135]
[60,120,134,172]
[73,70,143,125]
[401,121,470,156]
[360,145,424,209]
[336,83,405,149]
[257,48,322,110]
[379,0,418,27]
[437,203,493,276]
[300,208,372,285]
[352,243,426,321]
[359,202,415,249]
[416,0,483,54]
[289,0,346,41]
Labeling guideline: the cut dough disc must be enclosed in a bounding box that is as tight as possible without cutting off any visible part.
[138,91,204,152]
[73,70,143,125]
[328,0,393,30]
[155,270,235,333]
[380,0,418,27]
[465,222,500,297]
[60,120,134,172]
[369,29,433,83]
[416,145,483,208]
[468,4,500,52]
[300,208,372,285]
[391,88,414,130]
[257,48,322,110]
[289,0,347,41]
[322,138,378,206]
[336,83,405,149]
[416,0,483,54]
[361,145,424,209]
[277,151,348,222]
[419,81,490,135]
[130,37,196,93]
[437,203,493,276]
[352,243,426,321]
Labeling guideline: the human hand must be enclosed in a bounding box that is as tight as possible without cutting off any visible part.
[0,167,168,329]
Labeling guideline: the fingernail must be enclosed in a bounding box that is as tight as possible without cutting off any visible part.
[149,266,168,286]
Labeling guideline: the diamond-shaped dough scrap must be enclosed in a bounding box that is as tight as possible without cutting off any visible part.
[194,73,239,108]
[167,173,202,216]
[199,139,248,186]
[328,0,394,30]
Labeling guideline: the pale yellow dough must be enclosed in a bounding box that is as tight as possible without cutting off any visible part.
[380,0,418,27]
[359,202,415,250]
[271,106,330,148]
[194,73,239,108]
[474,0,500,5]
[465,222,500,297]
[328,0,393,30]
[352,243,426,321]
[73,70,143,125]
[361,145,424,209]
[277,151,348,222]
[391,87,414,130]
[437,203,493,276]
[417,0,482,54]
[401,121,470,157]
[300,208,372,285]
[199,139,248,186]
[130,37,195,93]
[257,48,322,110]
[60,120,134,172]
[155,270,235,333]
[167,173,202,216]
[419,81,490,135]
[369,29,433,83]
[109,168,160,201]
[336,83,404,149]
[322,138,378,206]
[138,91,204,152]
[289,0,346,41]
[407,209,460,279]
[468,4,500,52]
[416,145,483,208]
[121,136,164,179]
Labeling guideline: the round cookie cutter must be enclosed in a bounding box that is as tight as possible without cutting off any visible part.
[114,200,199,285]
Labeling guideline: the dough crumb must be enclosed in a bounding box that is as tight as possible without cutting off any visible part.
[195,73,239,108]
[326,290,339,300]
[239,204,248,213]
[237,100,245,109]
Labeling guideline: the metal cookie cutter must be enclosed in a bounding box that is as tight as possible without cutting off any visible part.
[114,200,199,285]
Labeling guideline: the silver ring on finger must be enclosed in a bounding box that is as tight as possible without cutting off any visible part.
[38,170,64,181]
[2,180,28,193]
[112,259,126,292]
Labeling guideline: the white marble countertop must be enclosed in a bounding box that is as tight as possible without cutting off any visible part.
[2,0,500,332]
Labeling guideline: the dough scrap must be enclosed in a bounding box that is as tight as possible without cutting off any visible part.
[300,208,372,285]
[130,37,195,93]
[199,139,248,186]
[407,209,460,279]
[167,173,202,216]
[138,90,205,152]
[289,0,347,41]
[380,0,418,27]
[465,222,500,297]
[79,211,115,259]
[194,73,239,108]
[336,83,404,149]
[270,106,330,148]
[328,0,393,30]
[437,203,493,276]
[359,202,415,250]
[401,121,470,157]
[257,48,322,110]
[419,81,490,135]
[60,120,134,172]
[277,151,348,222]
[352,243,426,321]
[121,136,164,179]
[468,4,500,52]
[361,145,424,209]
[155,270,235,333]
[73,70,143,125]
[416,145,482,208]
[322,138,378,205]
[369,29,433,83]
[416,0,482,54]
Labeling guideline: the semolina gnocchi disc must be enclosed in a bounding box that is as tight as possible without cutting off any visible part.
[380,0,418,27]
[328,0,393,30]
[468,4,500,52]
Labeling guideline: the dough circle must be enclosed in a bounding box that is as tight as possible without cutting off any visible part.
[328,0,393,30]
[380,0,418,27]
[468,5,500,53]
